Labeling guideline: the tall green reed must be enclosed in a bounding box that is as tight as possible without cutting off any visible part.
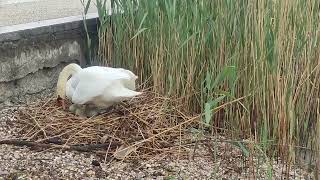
[88,0,320,165]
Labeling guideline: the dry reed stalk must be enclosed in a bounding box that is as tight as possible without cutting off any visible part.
[13,91,200,160]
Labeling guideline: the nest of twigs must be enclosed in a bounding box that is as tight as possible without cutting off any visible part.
[13,91,200,160]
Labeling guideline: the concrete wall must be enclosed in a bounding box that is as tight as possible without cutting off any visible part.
[0,14,98,103]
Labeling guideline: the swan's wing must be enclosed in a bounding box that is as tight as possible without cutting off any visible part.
[70,69,134,105]
[117,69,138,90]
[98,67,138,90]
[101,82,142,103]
[70,73,111,105]
[71,82,99,104]
[71,81,141,105]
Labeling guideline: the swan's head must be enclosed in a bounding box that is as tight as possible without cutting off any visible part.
[56,72,68,109]
[56,96,66,109]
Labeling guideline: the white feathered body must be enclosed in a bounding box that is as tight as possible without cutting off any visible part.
[65,66,141,108]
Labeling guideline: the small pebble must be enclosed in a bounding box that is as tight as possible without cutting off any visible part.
[156,176,164,180]
[92,160,100,166]
[86,170,95,176]
[0,170,9,176]
[13,152,20,159]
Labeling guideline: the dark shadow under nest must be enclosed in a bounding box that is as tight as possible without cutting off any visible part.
[12,91,201,160]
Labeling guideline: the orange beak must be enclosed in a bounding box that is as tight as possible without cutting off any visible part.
[57,96,66,110]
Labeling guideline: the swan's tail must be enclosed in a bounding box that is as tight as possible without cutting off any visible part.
[112,87,142,102]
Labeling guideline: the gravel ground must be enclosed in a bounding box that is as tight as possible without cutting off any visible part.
[0,0,98,27]
[0,98,315,179]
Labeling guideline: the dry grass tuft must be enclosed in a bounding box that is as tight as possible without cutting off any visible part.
[13,91,200,159]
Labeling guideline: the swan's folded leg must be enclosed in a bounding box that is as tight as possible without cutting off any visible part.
[70,104,100,117]
[84,105,103,117]
[69,104,87,117]
[84,104,112,117]
[74,105,87,117]
[69,104,81,113]
[98,105,114,114]
[85,108,100,117]
[81,104,95,117]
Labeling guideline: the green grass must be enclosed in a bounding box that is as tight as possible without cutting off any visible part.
[85,0,320,168]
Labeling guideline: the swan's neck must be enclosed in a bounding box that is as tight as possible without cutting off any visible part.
[56,63,82,99]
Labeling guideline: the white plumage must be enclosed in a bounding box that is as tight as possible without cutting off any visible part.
[56,63,142,117]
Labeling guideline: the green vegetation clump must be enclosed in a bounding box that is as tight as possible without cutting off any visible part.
[85,0,320,165]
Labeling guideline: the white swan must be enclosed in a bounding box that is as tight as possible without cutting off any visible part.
[56,63,142,117]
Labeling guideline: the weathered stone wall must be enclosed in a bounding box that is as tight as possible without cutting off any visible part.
[0,15,98,103]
